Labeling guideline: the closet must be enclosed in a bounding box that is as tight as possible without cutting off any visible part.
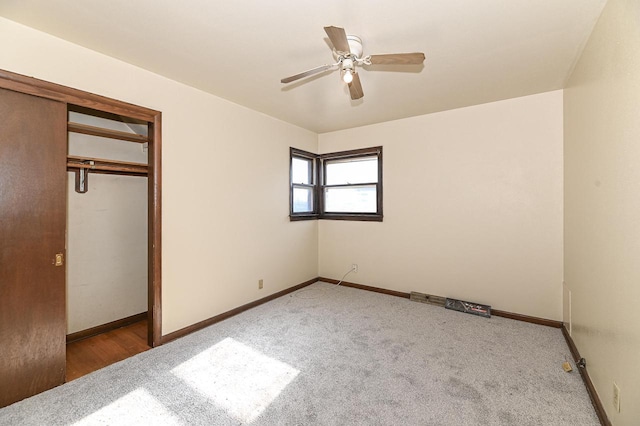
[66,107,149,342]
[0,69,162,408]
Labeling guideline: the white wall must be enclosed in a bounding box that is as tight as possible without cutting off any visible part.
[66,113,148,334]
[0,17,318,335]
[564,0,640,424]
[319,91,564,320]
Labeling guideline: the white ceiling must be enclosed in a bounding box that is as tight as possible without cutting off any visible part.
[0,0,606,133]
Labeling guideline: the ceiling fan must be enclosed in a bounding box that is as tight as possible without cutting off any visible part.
[281,26,425,100]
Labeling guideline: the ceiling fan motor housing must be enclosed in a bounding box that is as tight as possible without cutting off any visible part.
[346,35,363,58]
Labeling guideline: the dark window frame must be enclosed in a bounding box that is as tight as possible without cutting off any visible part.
[290,147,318,220]
[289,146,383,222]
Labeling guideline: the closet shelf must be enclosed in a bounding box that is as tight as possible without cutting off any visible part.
[68,122,148,144]
[67,155,148,176]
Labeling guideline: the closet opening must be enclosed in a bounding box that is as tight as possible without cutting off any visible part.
[64,105,154,381]
[0,68,162,404]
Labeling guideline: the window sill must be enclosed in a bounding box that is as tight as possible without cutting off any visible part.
[289,214,318,221]
[320,214,383,222]
[290,213,383,222]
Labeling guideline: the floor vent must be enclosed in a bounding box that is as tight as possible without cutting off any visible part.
[410,292,446,307]
[445,298,491,318]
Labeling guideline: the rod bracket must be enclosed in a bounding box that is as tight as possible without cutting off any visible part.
[74,165,90,193]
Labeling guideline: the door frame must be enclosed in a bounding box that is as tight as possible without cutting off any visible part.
[0,69,163,347]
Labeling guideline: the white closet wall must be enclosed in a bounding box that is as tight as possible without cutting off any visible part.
[66,112,148,334]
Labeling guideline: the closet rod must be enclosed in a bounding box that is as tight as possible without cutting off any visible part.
[68,121,148,144]
[67,162,148,176]
[67,155,147,168]
[67,155,148,176]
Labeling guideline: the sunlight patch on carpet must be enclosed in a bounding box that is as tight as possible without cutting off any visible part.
[172,337,299,423]
[72,388,181,425]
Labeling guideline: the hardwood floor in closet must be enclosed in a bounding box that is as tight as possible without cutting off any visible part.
[66,320,150,381]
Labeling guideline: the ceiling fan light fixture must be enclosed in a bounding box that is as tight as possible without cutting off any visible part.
[342,69,354,84]
[341,57,355,83]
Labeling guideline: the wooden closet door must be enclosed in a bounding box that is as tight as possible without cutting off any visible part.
[0,87,67,407]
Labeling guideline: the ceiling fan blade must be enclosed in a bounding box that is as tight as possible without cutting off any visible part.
[348,72,364,100]
[324,26,350,53]
[281,64,336,84]
[369,53,426,65]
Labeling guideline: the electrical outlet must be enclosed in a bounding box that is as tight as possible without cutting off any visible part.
[258,279,263,290]
[352,264,358,273]
[613,382,620,413]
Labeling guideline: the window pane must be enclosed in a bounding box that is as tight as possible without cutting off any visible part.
[292,187,314,213]
[325,157,377,185]
[292,157,312,185]
[324,185,377,213]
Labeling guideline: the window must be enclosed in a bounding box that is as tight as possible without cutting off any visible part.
[289,146,383,221]
[290,148,317,216]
